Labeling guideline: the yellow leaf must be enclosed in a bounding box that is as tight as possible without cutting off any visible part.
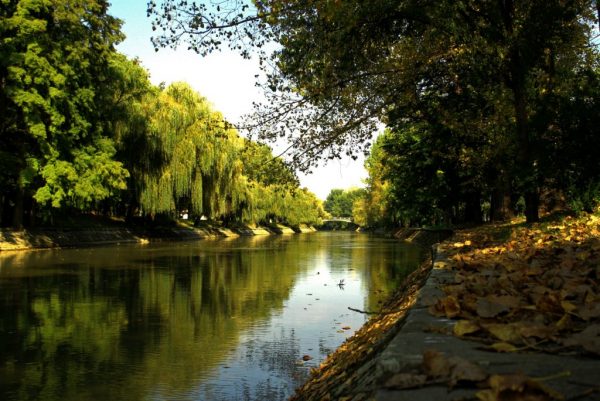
[454,320,480,337]
[484,323,521,343]
[490,342,518,352]
[560,300,577,313]
[475,389,496,401]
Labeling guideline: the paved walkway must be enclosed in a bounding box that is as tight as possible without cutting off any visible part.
[372,243,600,400]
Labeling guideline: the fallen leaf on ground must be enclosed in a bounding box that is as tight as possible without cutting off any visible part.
[429,295,461,318]
[422,349,487,386]
[562,324,600,355]
[477,297,511,318]
[484,323,522,343]
[384,373,427,389]
[422,349,450,378]
[490,342,519,352]
[454,319,481,336]
[447,355,487,386]
[477,373,565,401]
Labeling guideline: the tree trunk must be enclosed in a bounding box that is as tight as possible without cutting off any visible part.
[524,190,540,223]
[502,0,539,223]
[12,187,24,230]
[464,192,483,224]
[490,172,514,221]
[511,62,539,223]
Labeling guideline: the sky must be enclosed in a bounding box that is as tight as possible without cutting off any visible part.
[108,0,369,200]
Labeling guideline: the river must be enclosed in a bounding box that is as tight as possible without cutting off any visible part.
[0,232,422,401]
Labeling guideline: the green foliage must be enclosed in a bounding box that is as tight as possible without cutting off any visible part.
[324,188,365,219]
[149,0,600,225]
[0,2,323,227]
[136,82,247,219]
[0,0,127,223]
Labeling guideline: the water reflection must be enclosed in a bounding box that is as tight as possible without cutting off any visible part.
[0,232,422,401]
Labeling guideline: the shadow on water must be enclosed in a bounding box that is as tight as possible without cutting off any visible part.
[0,232,423,401]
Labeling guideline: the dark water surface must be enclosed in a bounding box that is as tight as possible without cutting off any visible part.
[0,232,422,401]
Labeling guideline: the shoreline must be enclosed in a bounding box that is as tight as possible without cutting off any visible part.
[289,229,449,401]
[0,223,317,252]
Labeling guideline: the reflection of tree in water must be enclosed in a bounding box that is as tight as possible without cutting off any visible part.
[319,338,334,356]
[0,233,423,401]
[209,327,308,401]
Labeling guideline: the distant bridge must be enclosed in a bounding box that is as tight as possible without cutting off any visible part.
[319,218,359,231]
[323,217,353,223]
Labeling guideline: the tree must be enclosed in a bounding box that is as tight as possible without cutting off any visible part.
[149,0,600,222]
[1,0,128,227]
[324,188,365,219]
[135,82,249,221]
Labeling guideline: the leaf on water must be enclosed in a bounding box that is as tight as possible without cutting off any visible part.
[562,324,600,355]
[384,373,427,389]
[454,319,481,336]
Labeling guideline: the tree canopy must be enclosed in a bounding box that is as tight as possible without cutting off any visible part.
[324,188,365,219]
[149,0,600,223]
[0,0,325,229]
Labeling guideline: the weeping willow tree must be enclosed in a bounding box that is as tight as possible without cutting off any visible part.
[138,82,250,220]
[110,77,324,226]
[241,184,326,227]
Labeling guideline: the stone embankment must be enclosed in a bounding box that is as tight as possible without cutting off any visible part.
[0,223,315,251]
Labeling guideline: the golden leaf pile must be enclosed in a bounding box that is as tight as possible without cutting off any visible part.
[429,214,600,355]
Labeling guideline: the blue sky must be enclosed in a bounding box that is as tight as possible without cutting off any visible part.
[108,0,368,200]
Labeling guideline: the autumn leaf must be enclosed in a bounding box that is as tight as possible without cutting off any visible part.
[490,342,519,353]
[477,373,565,401]
[476,297,511,318]
[428,214,600,358]
[555,314,573,332]
[518,323,556,340]
[562,324,600,355]
[384,373,427,389]
[422,349,451,378]
[447,355,487,386]
[429,295,461,318]
[454,319,481,336]
[483,323,522,343]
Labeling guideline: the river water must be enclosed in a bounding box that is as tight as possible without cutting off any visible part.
[0,232,422,401]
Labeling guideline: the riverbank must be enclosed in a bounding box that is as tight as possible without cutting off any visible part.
[290,213,600,400]
[0,220,316,251]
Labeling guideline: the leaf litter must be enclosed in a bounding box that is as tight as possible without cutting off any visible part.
[423,213,600,399]
[429,214,600,357]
